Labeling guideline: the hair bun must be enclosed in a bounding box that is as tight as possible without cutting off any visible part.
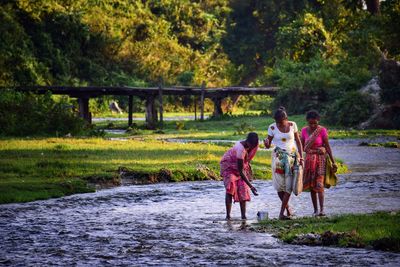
[278,106,286,111]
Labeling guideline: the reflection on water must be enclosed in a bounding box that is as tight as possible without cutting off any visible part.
[0,142,399,265]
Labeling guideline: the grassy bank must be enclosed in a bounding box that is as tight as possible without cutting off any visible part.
[255,211,400,252]
[0,138,272,204]
[94,114,400,141]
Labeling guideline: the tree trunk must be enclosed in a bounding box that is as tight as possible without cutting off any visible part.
[212,97,223,117]
[145,95,157,129]
[365,0,380,15]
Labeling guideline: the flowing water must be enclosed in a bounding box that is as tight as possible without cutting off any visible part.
[1,140,399,266]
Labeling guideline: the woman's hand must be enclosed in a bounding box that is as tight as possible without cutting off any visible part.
[250,186,258,196]
[264,138,270,148]
[332,163,338,173]
[318,147,326,155]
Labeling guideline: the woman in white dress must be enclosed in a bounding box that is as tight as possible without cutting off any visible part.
[264,107,304,220]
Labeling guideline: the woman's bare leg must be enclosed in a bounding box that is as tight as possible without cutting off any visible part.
[240,201,246,219]
[318,191,325,215]
[311,190,318,215]
[278,191,292,216]
[279,192,291,219]
[225,193,232,219]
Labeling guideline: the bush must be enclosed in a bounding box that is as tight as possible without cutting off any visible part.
[0,90,85,136]
[175,121,185,130]
[271,55,374,115]
[325,91,373,127]
[234,122,255,135]
[272,57,339,114]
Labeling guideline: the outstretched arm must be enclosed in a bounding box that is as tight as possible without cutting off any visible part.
[237,159,258,196]
[294,132,304,164]
[264,135,273,149]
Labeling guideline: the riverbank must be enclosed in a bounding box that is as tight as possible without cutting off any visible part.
[1,137,399,265]
[0,138,273,204]
[251,137,400,253]
[254,211,400,252]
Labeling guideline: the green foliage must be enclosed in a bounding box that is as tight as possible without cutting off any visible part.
[275,12,337,62]
[380,0,400,60]
[272,57,338,114]
[222,0,317,85]
[0,90,85,136]
[1,0,399,130]
[271,55,373,114]
[234,122,255,135]
[325,91,373,126]
[0,0,231,87]
[175,121,185,130]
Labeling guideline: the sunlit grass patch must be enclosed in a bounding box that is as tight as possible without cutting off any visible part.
[94,114,399,141]
[255,211,400,252]
[0,138,272,204]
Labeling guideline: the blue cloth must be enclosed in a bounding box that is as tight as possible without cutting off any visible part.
[275,147,297,179]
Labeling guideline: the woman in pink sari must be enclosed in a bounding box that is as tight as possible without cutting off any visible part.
[301,110,337,216]
[220,132,259,220]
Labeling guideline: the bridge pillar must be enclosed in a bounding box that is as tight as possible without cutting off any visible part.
[145,95,157,129]
[158,79,164,127]
[200,81,205,121]
[212,97,223,117]
[128,95,133,126]
[78,97,91,123]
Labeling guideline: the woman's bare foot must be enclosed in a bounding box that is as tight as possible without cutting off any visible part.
[241,216,247,220]
[226,216,232,220]
[318,211,326,217]
[286,207,295,217]
[279,215,291,220]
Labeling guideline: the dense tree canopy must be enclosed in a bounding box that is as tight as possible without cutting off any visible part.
[0,0,232,87]
[0,0,399,130]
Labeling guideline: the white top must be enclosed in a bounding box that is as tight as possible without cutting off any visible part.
[267,121,298,153]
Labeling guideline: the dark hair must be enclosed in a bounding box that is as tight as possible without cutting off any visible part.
[246,132,259,147]
[273,106,288,121]
[306,110,320,120]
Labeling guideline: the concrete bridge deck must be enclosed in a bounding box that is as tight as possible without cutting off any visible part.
[12,85,278,128]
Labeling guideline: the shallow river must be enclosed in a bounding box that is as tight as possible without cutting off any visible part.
[1,140,399,266]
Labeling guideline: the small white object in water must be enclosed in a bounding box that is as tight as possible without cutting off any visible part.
[257,211,268,221]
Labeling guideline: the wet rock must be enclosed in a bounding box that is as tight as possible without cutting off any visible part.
[291,233,322,246]
[291,230,366,248]
[321,230,340,246]
[119,167,173,184]
[119,165,220,185]
[359,56,400,129]
[372,238,400,252]
[196,164,220,180]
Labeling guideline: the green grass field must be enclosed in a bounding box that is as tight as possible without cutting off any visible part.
[0,138,272,204]
[1,112,392,204]
[94,113,400,141]
[255,211,400,252]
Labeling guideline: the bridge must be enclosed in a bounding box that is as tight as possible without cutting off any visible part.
[14,85,278,128]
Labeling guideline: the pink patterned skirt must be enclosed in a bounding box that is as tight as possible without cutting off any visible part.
[222,171,251,202]
[303,152,326,193]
